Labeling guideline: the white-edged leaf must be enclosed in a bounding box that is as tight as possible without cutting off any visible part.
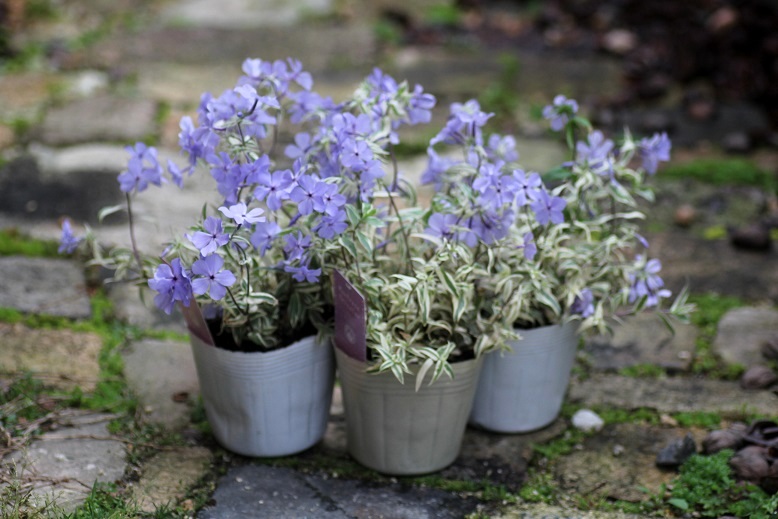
[98,204,124,223]
[415,358,434,391]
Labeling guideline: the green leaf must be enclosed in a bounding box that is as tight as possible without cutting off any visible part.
[542,166,573,183]
[535,289,561,317]
[97,204,124,223]
[438,269,459,297]
[415,358,434,391]
[345,204,361,226]
[356,231,373,255]
[453,296,466,324]
[340,236,358,258]
[668,498,689,511]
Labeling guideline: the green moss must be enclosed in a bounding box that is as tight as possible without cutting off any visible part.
[423,3,463,26]
[595,407,660,425]
[0,228,61,257]
[662,158,776,192]
[702,225,727,241]
[531,428,587,459]
[518,471,558,503]
[673,411,721,429]
[688,293,746,378]
[618,363,667,378]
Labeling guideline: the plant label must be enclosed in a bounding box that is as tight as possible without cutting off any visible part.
[333,269,367,361]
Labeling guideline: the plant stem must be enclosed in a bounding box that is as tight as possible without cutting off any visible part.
[125,193,144,275]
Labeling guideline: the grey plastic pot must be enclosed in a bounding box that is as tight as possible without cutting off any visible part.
[335,347,483,475]
[190,334,335,457]
[469,322,578,433]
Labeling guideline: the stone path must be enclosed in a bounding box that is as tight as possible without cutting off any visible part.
[1,0,778,517]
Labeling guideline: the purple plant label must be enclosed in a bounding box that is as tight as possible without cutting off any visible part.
[179,295,215,346]
[333,270,367,361]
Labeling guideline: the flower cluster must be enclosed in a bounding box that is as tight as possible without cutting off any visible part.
[59,56,691,378]
[414,94,689,334]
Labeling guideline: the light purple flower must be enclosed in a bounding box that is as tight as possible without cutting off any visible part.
[290,175,325,216]
[486,134,519,163]
[521,231,537,260]
[474,163,519,210]
[191,254,236,301]
[148,258,192,314]
[628,256,671,307]
[58,219,81,254]
[313,182,347,216]
[542,94,579,132]
[571,288,595,317]
[118,158,149,194]
[284,263,321,283]
[531,190,567,225]
[514,170,543,206]
[187,216,229,256]
[638,132,672,174]
[285,132,312,160]
[576,130,613,168]
[218,202,266,226]
[425,213,458,241]
[431,99,493,146]
[254,170,293,211]
[250,221,281,256]
[314,210,348,239]
[284,231,311,262]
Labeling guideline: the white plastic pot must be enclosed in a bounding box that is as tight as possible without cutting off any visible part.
[335,347,482,475]
[469,322,578,433]
[190,334,335,457]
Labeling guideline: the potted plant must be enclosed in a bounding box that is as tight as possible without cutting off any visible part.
[61,59,341,457]
[327,98,525,475]
[420,94,693,433]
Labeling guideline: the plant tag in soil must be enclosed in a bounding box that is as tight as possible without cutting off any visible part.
[333,270,367,361]
[179,296,216,346]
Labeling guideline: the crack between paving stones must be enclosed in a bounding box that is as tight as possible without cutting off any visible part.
[301,476,356,518]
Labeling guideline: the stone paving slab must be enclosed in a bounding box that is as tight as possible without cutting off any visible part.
[197,463,487,519]
[81,24,376,75]
[553,423,707,503]
[108,282,188,334]
[713,306,778,367]
[0,323,101,391]
[583,314,697,373]
[645,230,778,303]
[569,374,778,417]
[0,146,127,223]
[128,446,213,513]
[0,257,91,319]
[38,96,157,147]
[3,412,126,514]
[121,339,199,429]
[496,504,643,519]
[160,0,333,29]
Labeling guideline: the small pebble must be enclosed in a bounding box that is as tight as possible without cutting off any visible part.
[730,445,770,482]
[674,204,696,227]
[729,224,771,251]
[612,444,625,456]
[601,29,637,55]
[656,433,697,469]
[702,427,744,454]
[660,414,679,427]
[571,409,604,432]
[740,365,778,390]
[761,337,778,360]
